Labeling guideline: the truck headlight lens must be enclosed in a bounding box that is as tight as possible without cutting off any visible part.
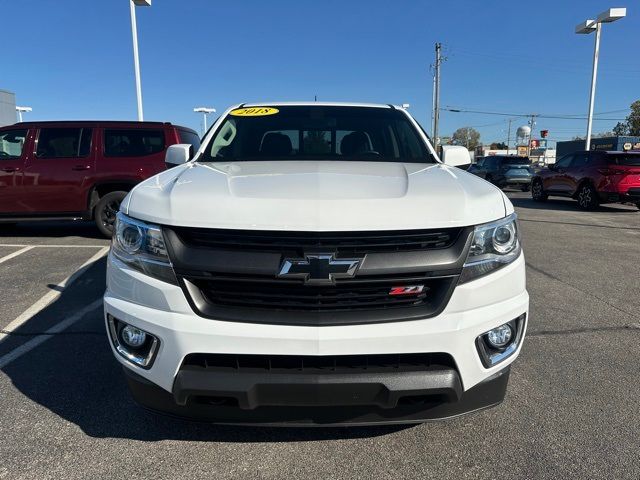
[112,212,177,284]
[459,213,521,283]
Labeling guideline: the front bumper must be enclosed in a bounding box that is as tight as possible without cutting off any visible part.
[104,252,529,424]
[124,365,511,426]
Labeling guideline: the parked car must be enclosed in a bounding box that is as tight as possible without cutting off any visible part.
[531,150,640,210]
[0,121,200,236]
[468,155,534,191]
[105,102,529,425]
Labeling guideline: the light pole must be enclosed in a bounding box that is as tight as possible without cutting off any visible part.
[130,0,151,121]
[576,7,626,151]
[16,106,32,123]
[194,107,216,135]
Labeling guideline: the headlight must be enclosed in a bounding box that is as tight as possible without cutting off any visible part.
[459,213,521,283]
[111,212,177,284]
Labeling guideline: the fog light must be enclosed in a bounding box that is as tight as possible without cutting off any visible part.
[486,324,513,348]
[121,325,147,348]
[476,314,526,368]
[107,315,159,369]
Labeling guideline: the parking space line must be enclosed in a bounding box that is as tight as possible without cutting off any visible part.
[0,246,35,265]
[0,298,103,369]
[0,246,110,344]
[0,244,108,248]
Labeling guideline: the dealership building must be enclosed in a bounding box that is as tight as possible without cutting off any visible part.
[0,89,17,127]
[556,136,640,157]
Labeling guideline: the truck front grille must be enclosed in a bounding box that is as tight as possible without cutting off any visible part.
[163,226,472,326]
[190,274,455,312]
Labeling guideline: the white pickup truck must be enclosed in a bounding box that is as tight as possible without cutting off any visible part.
[104,102,528,425]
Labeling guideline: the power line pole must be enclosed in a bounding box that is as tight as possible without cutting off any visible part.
[506,118,513,153]
[430,68,436,138]
[527,114,537,155]
[433,42,442,148]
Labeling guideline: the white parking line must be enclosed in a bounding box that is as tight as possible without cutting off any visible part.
[0,246,35,265]
[0,299,103,369]
[0,244,108,248]
[0,246,110,344]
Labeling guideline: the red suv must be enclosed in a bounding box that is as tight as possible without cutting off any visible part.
[531,150,640,210]
[0,121,199,236]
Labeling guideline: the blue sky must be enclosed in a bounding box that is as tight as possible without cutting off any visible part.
[2,0,638,145]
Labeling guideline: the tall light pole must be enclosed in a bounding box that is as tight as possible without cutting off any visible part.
[576,7,626,151]
[194,107,216,135]
[130,0,151,121]
[16,106,32,123]
[433,42,442,147]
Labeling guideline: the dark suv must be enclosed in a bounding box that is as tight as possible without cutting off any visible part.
[531,150,640,210]
[468,155,533,191]
[0,121,199,236]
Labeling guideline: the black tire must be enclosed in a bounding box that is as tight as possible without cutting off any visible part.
[576,183,599,211]
[531,179,547,202]
[521,184,531,192]
[94,191,127,237]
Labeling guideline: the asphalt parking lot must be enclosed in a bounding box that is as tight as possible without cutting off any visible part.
[0,192,638,480]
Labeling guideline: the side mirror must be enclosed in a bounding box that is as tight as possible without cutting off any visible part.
[441,145,471,168]
[165,144,193,168]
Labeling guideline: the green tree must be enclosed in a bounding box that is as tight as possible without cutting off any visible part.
[451,127,481,150]
[611,100,640,136]
[490,142,508,149]
[626,100,640,135]
[613,121,629,136]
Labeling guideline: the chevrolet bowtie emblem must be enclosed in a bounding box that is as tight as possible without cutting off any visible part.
[277,253,362,285]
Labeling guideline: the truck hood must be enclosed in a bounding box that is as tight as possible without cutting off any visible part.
[124,161,509,231]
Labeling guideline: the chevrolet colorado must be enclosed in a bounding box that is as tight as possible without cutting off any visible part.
[104,103,529,425]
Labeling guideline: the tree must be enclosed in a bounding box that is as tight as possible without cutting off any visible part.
[627,100,640,135]
[611,100,640,136]
[451,127,481,150]
[593,131,614,138]
[613,122,629,136]
[490,142,508,150]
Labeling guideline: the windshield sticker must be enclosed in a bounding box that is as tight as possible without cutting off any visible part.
[230,107,279,117]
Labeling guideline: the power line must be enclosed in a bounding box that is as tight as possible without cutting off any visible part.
[442,106,627,121]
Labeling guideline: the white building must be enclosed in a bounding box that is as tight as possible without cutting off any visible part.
[0,89,17,127]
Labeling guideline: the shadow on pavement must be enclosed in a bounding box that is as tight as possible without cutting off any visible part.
[1,259,409,442]
[0,221,104,240]
[510,195,639,214]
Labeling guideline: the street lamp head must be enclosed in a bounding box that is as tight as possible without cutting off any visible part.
[16,106,32,113]
[596,7,626,23]
[132,0,151,6]
[576,20,596,34]
[194,107,216,114]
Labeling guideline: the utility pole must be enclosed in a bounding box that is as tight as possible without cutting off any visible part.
[506,119,512,153]
[527,114,537,156]
[430,68,436,138]
[433,42,442,148]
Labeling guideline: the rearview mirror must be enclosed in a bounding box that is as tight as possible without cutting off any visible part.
[441,145,471,168]
[165,144,193,168]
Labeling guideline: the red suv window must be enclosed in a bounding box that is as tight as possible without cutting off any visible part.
[104,129,165,157]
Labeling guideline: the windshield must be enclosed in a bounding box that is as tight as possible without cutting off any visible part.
[200,106,435,163]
